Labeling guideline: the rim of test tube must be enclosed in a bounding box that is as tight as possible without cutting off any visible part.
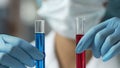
[35,20,45,33]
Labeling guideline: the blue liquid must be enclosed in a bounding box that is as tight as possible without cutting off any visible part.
[35,33,45,68]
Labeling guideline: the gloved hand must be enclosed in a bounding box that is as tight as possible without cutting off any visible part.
[76,17,120,61]
[0,34,44,68]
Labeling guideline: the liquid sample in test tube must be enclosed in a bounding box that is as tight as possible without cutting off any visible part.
[76,17,86,68]
[35,20,45,68]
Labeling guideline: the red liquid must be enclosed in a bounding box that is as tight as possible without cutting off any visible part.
[76,35,86,68]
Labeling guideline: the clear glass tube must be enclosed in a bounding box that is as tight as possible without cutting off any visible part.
[35,20,45,68]
[35,20,45,33]
[76,16,85,34]
[76,17,86,68]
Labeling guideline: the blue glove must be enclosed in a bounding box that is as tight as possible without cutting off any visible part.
[0,34,44,68]
[76,17,120,61]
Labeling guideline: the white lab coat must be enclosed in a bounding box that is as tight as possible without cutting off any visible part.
[29,31,120,68]
[38,0,106,39]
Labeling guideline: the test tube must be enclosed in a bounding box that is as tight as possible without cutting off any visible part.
[35,20,45,68]
[76,17,86,68]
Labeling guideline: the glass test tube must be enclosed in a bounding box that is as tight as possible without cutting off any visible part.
[76,17,86,68]
[35,20,45,68]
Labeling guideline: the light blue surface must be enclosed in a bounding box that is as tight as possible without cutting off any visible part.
[36,0,42,7]
[76,17,120,61]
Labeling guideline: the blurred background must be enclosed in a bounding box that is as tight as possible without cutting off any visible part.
[0,0,50,42]
[0,0,112,42]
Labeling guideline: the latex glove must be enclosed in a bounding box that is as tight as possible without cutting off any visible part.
[0,34,44,68]
[76,17,120,61]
